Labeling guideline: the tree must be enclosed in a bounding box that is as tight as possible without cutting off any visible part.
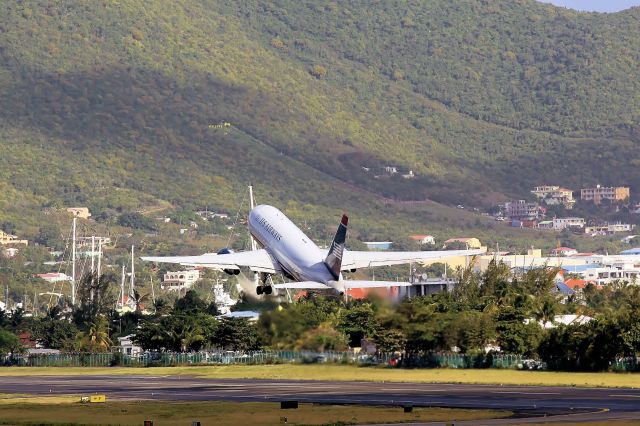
[73,272,115,326]
[295,322,349,352]
[34,223,62,249]
[77,317,112,352]
[0,329,22,356]
[134,312,217,352]
[174,290,207,313]
[31,316,79,350]
[214,318,259,351]
[309,65,327,79]
[336,302,378,347]
[130,289,150,313]
[117,212,157,231]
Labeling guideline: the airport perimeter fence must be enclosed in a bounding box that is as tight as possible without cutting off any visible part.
[3,351,638,371]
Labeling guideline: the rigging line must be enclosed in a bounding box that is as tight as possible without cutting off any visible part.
[226,189,248,248]
[49,218,75,308]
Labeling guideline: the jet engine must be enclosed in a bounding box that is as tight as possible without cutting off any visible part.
[218,248,240,275]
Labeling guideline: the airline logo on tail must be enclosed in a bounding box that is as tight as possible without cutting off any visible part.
[324,214,348,280]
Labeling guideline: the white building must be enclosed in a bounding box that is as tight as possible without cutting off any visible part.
[580,264,640,285]
[409,235,436,245]
[3,247,19,258]
[213,281,237,314]
[162,269,201,291]
[117,335,142,357]
[35,272,72,283]
[552,217,585,230]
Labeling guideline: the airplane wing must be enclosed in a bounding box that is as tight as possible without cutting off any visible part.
[342,280,412,288]
[141,249,278,274]
[340,249,484,270]
[272,281,331,289]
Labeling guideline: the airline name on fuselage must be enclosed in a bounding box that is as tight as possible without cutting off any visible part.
[257,215,282,242]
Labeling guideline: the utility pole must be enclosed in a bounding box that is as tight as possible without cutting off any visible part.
[71,217,77,305]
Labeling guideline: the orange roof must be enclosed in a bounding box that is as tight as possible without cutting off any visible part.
[564,279,586,289]
[552,247,576,252]
[564,279,599,289]
[410,235,434,240]
[346,287,399,300]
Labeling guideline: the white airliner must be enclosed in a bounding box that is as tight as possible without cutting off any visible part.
[142,205,482,296]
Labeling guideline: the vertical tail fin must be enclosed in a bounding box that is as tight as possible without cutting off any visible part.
[325,214,348,280]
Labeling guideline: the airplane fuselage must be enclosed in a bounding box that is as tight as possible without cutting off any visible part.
[248,205,342,290]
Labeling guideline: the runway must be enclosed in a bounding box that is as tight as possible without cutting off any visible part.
[1,375,639,424]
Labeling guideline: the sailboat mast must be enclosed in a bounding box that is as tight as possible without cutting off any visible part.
[91,236,95,273]
[71,217,77,305]
[130,245,135,296]
[120,264,125,308]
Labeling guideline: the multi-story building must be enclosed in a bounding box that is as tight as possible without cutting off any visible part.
[552,217,585,230]
[531,186,575,209]
[580,185,630,204]
[504,200,544,220]
[162,269,201,291]
[0,230,28,245]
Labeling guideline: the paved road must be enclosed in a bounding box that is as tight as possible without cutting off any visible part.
[1,375,639,424]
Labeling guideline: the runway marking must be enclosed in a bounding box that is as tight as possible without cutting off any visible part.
[491,391,561,395]
[609,394,640,398]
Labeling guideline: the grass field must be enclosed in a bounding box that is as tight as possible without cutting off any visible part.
[0,364,638,388]
[0,399,508,425]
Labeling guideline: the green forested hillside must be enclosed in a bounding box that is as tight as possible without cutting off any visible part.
[0,0,638,249]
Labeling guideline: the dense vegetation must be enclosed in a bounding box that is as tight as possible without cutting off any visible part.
[3,263,638,371]
[0,1,639,254]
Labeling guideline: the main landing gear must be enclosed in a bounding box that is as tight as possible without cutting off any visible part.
[256,285,273,295]
[256,272,273,295]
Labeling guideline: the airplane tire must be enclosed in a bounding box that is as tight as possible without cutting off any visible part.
[264,285,273,295]
[256,286,264,295]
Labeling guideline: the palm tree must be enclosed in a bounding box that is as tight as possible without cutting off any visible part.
[78,317,112,352]
[130,290,150,313]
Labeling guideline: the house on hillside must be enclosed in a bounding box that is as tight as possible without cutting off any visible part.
[531,185,575,209]
[3,247,19,258]
[409,235,435,245]
[504,200,546,220]
[580,185,630,204]
[552,217,585,230]
[550,247,578,257]
[444,237,481,249]
[66,207,91,219]
[35,273,71,283]
[162,269,201,291]
[0,230,28,245]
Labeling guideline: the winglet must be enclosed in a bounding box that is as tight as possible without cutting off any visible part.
[325,214,348,280]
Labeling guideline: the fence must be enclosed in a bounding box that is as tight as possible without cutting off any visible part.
[2,351,638,371]
[1,350,523,369]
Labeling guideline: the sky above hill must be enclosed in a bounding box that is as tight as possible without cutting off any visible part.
[538,0,640,12]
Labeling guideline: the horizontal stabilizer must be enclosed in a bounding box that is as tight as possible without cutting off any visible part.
[272,281,330,289]
[342,280,412,289]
